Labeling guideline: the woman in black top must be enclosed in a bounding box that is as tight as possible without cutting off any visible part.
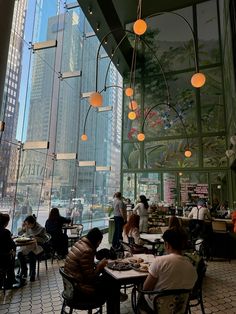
[0,213,17,288]
[45,208,71,257]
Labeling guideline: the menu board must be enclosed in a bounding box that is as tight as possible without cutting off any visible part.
[181,182,208,203]
[163,174,177,205]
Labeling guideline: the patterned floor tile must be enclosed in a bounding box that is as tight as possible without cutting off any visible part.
[1,234,236,313]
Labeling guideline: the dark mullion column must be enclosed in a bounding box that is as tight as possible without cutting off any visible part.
[0,0,15,115]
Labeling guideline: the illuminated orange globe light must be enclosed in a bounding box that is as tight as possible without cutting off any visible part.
[133,19,147,36]
[128,100,138,110]
[125,87,134,97]
[184,149,192,158]
[89,92,103,107]
[137,133,145,141]
[81,134,88,141]
[191,72,206,88]
[128,111,136,120]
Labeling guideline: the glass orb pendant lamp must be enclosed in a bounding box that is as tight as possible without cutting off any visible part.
[125,87,134,97]
[184,149,192,158]
[89,92,103,107]
[128,100,138,110]
[191,72,206,88]
[81,134,88,141]
[137,133,145,141]
[133,19,147,35]
[128,111,136,120]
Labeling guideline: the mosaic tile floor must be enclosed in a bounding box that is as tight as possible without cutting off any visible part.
[1,234,236,313]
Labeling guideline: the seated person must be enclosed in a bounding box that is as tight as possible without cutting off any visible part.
[0,213,18,288]
[64,227,126,309]
[138,228,197,313]
[168,216,188,249]
[123,214,148,253]
[18,215,47,282]
[45,207,71,257]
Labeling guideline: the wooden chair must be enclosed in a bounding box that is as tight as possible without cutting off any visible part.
[210,221,231,261]
[59,267,105,314]
[131,286,191,314]
[212,221,227,232]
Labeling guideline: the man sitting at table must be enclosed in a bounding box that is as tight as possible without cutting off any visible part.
[17,215,47,282]
[64,227,127,312]
[138,228,197,313]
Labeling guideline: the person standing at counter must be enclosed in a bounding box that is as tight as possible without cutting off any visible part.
[188,199,211,241]
[188,199,211,221]
[133,195,149,233]
[112,192,127,249]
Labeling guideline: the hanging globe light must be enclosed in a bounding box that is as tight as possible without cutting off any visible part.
[133,19,147,35]
[184,149,192,158]
[137,133,145,141]
[128,100,138,110]
[128,111,136,120]
[89,92,103,107]
[191,72,206,88]
[81,134,88,141]
[125,87,134,97]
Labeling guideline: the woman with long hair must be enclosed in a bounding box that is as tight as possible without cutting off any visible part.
[133,195,149,233]
[123,214,148,253]
[124,214,141,244]
[45,207,71,257]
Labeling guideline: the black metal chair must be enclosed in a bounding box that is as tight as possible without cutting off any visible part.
[68,224,83,247]
[59,267,105,314]
[131,285,191,314]
[185,253,207,314]
[0,252,15,294]
[35,233,52,277]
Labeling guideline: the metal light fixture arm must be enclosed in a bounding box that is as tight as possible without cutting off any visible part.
[148,11,199,73]
[140,102,190,149]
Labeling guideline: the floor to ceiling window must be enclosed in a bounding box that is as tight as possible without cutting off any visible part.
[0,0,122,232]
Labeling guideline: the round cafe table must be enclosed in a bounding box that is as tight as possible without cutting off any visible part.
[14,238,36,247]
[62,224,77,235]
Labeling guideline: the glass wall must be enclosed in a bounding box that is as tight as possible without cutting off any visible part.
[122,0,233,207]
[0,0,122,233]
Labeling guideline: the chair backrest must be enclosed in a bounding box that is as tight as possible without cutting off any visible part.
[59,267,76,301]
[71,224,83,236]
[212,221,227,232]
[184,253,206,301]
[153,289,191,314]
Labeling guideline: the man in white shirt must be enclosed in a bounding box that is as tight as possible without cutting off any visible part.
[138,228,197,312]
[188,199,211,220]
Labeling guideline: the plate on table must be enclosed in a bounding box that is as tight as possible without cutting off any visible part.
[15,237,32,243]
[130,262,149,273]
[107,261,133,271]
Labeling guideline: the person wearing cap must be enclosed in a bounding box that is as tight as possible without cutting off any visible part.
[188,199,212,221]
